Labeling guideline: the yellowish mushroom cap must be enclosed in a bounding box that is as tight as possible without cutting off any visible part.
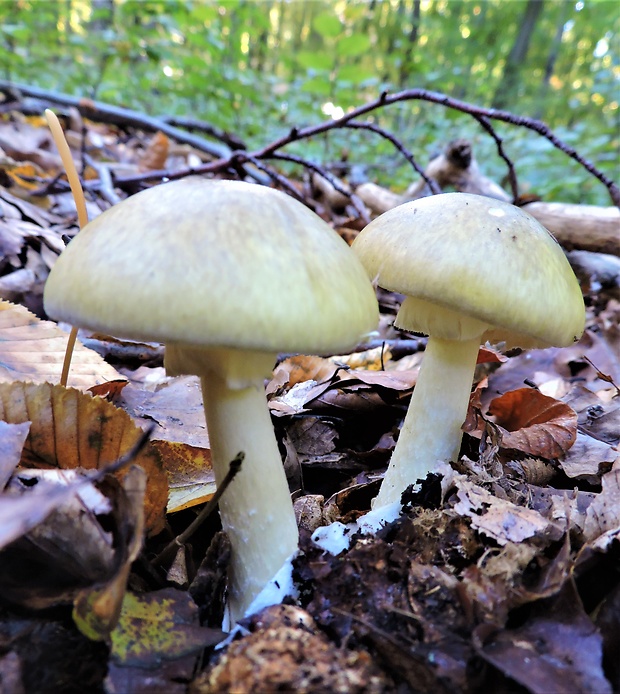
[351,193,585,348]
[44,178,379,354]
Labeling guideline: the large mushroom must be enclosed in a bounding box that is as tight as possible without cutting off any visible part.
[351,192,585,509]
[44,177,379,622]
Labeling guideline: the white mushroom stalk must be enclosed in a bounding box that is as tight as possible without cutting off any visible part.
[374,335,480,508]
[374,294,491,507]
[165,345,298,622]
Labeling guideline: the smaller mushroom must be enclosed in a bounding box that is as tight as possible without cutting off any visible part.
[44,177,379,623]
[352,193,585,508]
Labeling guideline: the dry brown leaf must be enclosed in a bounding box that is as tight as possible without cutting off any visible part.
[451,475,564,546]
[268,359,417,416]
[476,582,612,694]
[139,131,170,171]
[582,469,620,542]
[338,369,416,390]
[88,379,129,401]
[0,300,123,388]
[5,162,47,191]
[271,355,340,392]
[329,345,393,370]
[0,468,99,552]
[477,346,507,364]
[558,431,618,481]
[487,388,578,458]
[119,376,209,448]
[0,420,30,488]
[0,381,167,534]
[73,466,146,640]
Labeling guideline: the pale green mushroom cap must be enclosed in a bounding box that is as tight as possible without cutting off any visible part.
[44,178,379,354]
[352,192,585,348]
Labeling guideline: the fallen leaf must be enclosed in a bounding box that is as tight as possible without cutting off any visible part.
[110,588,223,667]
[73,466,146,640]
[152,440,216,513]
[119,376,209,448]
[88,379,129,401]
[0,468,96,551]
[582,469,620,542]
[0,420,30,488]
[328,344,393,370]
[487,388,578,458]
[269,355,340,393]
[138,131,169,172]
[475,582,612,694]
[558,431,618,481]
[0,381,167,534]
[0,300,124,388]
[451,476,564,545]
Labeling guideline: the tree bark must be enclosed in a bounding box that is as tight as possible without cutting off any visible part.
[493,0,545,110]
[398,0,421,87]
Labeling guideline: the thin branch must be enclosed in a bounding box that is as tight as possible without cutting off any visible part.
[151,453,244,569]
[267,151,369,219]
[1,80,231,159]
[341,120,441,195]
[6,81,617,206]
[468,114,520,201]
[112,88,619,206]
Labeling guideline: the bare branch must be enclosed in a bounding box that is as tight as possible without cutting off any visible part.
[5,80,616,207]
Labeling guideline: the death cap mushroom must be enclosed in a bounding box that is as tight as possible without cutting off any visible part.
[352,192,585,507]
[45,177,379,623]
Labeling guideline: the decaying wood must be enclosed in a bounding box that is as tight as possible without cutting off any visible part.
[522,202,620,256]
[567,250,620,300]
[355,182,405,213]
[406,139,510,202]
[310,172,351,210]
[353,139,620,256]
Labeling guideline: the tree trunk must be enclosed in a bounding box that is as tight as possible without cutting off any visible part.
[493,0,545,110]
[535,2,570,118]
[398,0,421,87]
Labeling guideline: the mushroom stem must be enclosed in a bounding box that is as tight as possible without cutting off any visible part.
[165,345,299,623]
[373,335,481,508]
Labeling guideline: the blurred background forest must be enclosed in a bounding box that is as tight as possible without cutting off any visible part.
[1,0,618,203]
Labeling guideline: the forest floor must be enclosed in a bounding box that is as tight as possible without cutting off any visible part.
[0,99,619,694]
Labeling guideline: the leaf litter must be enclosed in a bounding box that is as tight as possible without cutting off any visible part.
[0,105,618,693]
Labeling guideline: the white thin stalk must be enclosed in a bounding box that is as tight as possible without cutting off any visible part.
[373,335,481,508]
[198,357,298,623]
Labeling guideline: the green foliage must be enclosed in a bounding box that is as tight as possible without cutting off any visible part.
[1,0,618,203]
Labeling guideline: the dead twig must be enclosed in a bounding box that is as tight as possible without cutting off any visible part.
[151,453,244,569]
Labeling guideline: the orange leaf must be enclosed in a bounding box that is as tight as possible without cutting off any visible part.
[139,131,169,171]
[88,379,129,401]
[152,440,216,513]
[488,388,578,458]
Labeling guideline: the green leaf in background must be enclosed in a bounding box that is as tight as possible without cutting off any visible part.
[296,50,333,71]
[338,64,376,84]
[301,74,333,96]
[337,33,371,58]
[312,11,343,38]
